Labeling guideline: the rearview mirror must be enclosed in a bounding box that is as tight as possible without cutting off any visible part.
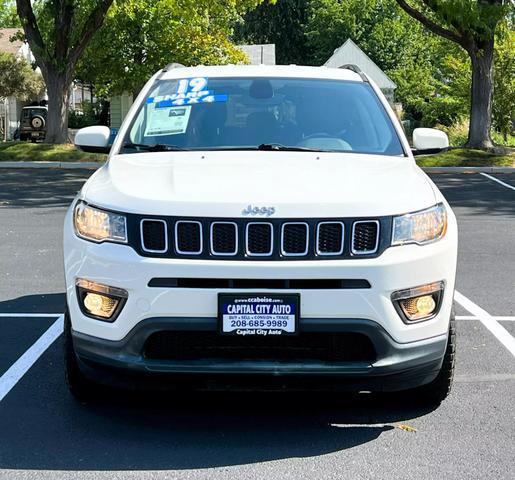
[412,128,449,155]
[74,126,111,154]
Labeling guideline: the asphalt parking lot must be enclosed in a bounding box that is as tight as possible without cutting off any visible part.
[0,169,514,480]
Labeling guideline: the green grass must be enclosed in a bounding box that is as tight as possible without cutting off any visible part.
[1,141,514,168]
[416,148,515,168]
[0,141,106,162]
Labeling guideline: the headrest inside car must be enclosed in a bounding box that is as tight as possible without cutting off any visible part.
[249,79,274,99]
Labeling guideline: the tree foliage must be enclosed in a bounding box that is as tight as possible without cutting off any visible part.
[233,0,308,65]
[0,51,44,99]
[77,0,265,97]
[0,1,19,27]
[493,28,515,140]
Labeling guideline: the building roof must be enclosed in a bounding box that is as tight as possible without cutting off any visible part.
[324,39,396,90]
[0,28,24,55]
[238,44,276,65]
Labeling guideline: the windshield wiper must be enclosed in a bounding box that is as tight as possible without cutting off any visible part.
[123,142,187,152]
[257,143,326,152]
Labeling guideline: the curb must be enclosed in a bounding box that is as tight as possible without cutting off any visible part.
[0,161,102,169]
[421,166,515,174]
[0,162,104,170]
[0,161,513,173]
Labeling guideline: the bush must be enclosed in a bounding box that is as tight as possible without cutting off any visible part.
[68,100,109,129]
[437,120,515,148]
[435,120,469,147]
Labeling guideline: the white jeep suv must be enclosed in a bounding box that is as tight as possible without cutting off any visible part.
[64,64,458,404]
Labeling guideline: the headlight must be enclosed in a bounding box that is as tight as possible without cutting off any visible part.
[392,203,447,246]
[74,201,127,243]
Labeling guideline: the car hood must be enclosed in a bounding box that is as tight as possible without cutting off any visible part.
[83,151,436,218]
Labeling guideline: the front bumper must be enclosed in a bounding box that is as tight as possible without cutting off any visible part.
[72,317,448,392]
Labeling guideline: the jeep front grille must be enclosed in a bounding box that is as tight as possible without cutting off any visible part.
[136,217,386,260]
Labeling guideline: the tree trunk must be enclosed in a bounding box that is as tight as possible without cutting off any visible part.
[466,40,495,149]
[44,72,71,144]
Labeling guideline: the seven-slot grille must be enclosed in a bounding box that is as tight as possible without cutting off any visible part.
[138,218,383,259]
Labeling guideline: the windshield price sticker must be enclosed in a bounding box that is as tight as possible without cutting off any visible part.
[219,294,299,336]
[144,105,191,137]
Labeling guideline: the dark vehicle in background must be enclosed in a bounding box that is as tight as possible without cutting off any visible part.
[17,105,47,142]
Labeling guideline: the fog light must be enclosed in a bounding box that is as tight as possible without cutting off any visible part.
[76,279,127,322]
[392,281,444,323]
[416,295,436,315]
[83,292,119,318]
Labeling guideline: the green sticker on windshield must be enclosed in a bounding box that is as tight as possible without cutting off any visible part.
[144,104,191,137]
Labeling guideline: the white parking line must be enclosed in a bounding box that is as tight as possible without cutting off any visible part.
[0,315,64,403]
[456,315,515,321]
[480,173,515,191]
[454,291,515,358]
[0,313,62,318]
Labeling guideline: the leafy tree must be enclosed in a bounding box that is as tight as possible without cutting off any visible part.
[77,0,264,98]
[233,0,308,65]
[16,0,115,143]
[0,1,20,27]
[394,0,513,149]
[492,28,515,141]
[0,51,44,99]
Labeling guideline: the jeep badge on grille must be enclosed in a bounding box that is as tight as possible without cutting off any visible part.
[242,205,276,216]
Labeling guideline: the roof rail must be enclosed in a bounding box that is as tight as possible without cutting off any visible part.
[162,62,185,72]
[338,64,368,82]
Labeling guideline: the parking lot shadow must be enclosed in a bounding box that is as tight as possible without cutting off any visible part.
[0,343,437,472]
[0,293,65,313]
[0,169,90,208]
[433,173,515,217]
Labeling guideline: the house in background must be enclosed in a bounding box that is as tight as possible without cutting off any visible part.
[108,44,277,129]
[239,44,276,66]
[324,39,397,104]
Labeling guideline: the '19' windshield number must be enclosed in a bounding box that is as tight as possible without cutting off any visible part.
[177,77,208,94]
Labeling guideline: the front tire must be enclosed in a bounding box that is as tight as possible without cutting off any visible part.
[408,311,456,406]
[63,308,98,401]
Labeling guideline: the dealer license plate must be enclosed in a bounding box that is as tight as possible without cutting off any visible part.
[218,293,300,336]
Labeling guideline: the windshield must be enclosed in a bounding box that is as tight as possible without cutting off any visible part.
[124,76,404,156]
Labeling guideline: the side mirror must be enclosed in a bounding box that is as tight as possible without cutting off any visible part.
[412,128,449,155]
[74,126,111,154]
